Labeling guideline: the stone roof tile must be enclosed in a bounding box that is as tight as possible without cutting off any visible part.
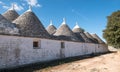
[13,10,50,38]
[2,10,19,22]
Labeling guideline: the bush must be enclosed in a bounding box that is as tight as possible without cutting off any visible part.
[103,10,120,48]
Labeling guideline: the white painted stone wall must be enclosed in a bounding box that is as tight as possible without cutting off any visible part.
[0,36,21,68]
[0,35,109,69]
[17,38,61,66]
[0,35,61,69]
[97,44,108,53]
[64,42,84,57]
[84,43,96,54]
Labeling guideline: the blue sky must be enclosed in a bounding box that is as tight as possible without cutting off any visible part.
[0,0,120,41]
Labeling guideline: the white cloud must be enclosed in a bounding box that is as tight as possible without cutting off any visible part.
[9,3,24,11]
[22,3,26,6]
[0,1,24,11]
[2,6,9,9]
[0,1,2,3]
[25,0,42,7]
[0,1,9,9]
[13,3,24,11]
[36,4,42,7]
[0,1,5,5]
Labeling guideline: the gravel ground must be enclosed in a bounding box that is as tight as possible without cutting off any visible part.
[37,51,120,72]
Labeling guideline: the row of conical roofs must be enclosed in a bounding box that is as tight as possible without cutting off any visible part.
[46,19,104,43]
[0,6,105,44]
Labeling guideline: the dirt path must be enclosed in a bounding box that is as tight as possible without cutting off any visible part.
[36,51,120,72]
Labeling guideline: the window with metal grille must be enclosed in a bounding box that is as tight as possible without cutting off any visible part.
[33,41,39,48]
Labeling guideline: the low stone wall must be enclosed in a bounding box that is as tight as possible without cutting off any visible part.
[0,35,109,69]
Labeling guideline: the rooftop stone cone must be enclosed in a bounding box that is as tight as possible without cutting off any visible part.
[72,22,93,43]
[46,20,57,35]
[54,18,79,41]
[0,14,19,34]
[13,6,50,38]
[2,4,19,22]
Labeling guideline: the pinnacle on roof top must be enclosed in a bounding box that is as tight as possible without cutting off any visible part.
[54,23,79,41]
[72,22,84,33]
[2,4,19,22]
[49,20,53,25]
[73,22,80,29]
[46,20,56,35]
[9,3,15,10]
[11,3,15,10]
[27,5,32,12]
[62,18,66,25]
[54,24,73,36]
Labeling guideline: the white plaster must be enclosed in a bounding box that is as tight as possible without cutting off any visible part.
[27,5,32,12]
[49,20,53,25]
[73,22,80,29]
[64,42,84,57]
[62,18,66,25]
[9,3,15,10]
[0,35,109,69]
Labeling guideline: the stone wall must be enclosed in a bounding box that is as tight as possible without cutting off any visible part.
[0,35,109,69]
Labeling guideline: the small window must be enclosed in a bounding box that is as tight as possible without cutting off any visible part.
[33,41,39,48]
[61,42,65,48]
[33,40,41,49]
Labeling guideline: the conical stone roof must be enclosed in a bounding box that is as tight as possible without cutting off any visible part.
[0,14,19,34]
[91,34,105,44]
[79,32,93,43]
[13,9,50,38]
[74,33,85,42]
[46,20,56,35]
[72,22,85,42]
[54,18,79,41]
[72,23,92,43]
[2,9,19,22]
[54,24,74,36]
[72,22,84,33]
[84,32,98,43]
[54,18,74,36]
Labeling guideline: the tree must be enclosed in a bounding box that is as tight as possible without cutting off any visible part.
[103,10,120,48]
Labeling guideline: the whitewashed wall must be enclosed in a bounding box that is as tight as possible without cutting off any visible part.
[0,35,109,69]
[0,35,61,69]
[0,36,21,68]
[97,44,108,53]
[64,42,83,57]
[15,38,61,66]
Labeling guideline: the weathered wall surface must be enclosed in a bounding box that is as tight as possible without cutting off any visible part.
[64,42,83,57]
[0,36,21,68]
[97,44,108,53]
[19,38,61,66]
[84,43,96,54]
[0,35,61,69]
[0,35,109,69]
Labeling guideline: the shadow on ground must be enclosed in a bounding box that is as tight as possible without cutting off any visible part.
[0,51,116,72]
